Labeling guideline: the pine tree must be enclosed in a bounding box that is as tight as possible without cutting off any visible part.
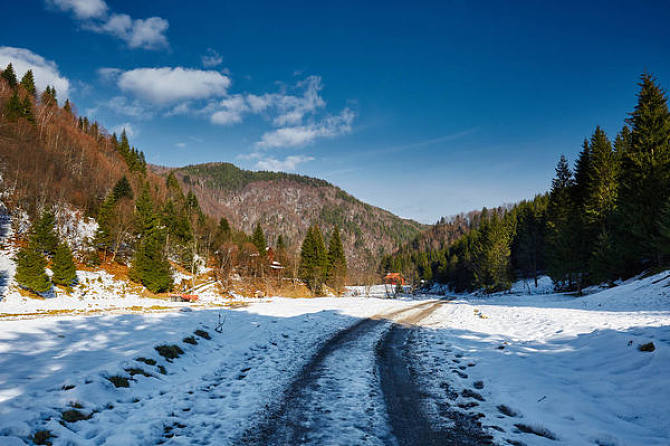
[112,175,133,201]
[546,155,580,289]
[4,91,23,121]
[326,226,347,292]
[130,213,173,293]
[21,95,34,123]
[1,63,18,88]
[584,126,618,228]
[94,195,115,250]
[33,210,59,255]
[20,69,36,96]
[276,234,286,251]
[15,239,51,294]
[219,217,231,237]
[41,85,57,106]
[134,183,155,233]
[252,222,267,256]
[63,99,72,114]
[52,241,77,286]
[618,73,670,268]
[299,225,328,294]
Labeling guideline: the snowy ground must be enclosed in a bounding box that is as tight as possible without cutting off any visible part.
[0,272,667,445]
[412,273,670,445]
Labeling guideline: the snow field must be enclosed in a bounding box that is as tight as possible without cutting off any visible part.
[0,297,419,445]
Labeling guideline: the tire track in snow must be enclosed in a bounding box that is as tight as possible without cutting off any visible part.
[238,300,441,445]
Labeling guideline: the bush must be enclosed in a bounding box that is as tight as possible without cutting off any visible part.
[135,357,157,366]
[32,430,54,445]
[155,344,184,360]
[194,329,211,340]
[107,375,130,388]
[183,336,197,345]
[61,409,91,423]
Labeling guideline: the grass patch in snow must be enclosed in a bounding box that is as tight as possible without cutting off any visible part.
[155,344,184,360]
[31,430,54,445]
[183,336,197,345]
[135,357,156,366]
[158,364,167,375]
[194,329,211,340]
[107,375,131,388]
[125,367,152,377]
[61,408,92,423]
[639,342,655,352]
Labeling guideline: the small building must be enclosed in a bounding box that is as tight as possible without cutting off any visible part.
[383,273,406,286]
[169,294,199,303]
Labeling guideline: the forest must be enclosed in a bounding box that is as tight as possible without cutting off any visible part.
[0,62,347,297]
[383,74,670,293]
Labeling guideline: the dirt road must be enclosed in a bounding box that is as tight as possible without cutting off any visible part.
[239,300,492,445]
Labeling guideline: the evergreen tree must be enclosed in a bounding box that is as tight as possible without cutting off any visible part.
[546,155,580,289]
[584,126,618,229]
[326,226,347,292]
[4,91,22,121]
[21,95,34,123]
[20,69,36,96]
[15,239,51,294]
[41,85,57,106]
[94,195,115,249]
[618,73,670,268]
[252,222,267,256]
[129,213,173,293]
[614,125,632,160]
[112,175,133,201]
[33,210,59,255]
[219,217,231,237]
[276,234,286,251]
[52,241,77,286]
[299,225,328,294]
[1,63,17,88]
[63,99,72,114]
[134,183,155,233]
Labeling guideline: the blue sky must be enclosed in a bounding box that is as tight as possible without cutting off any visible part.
[2,1,670,223]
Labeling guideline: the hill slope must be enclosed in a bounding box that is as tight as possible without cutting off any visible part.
[159,162,426,274]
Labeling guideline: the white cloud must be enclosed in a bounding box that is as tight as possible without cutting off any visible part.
[47,0,107,19]
[209,75,326,128]
[97,67,121,82]
[118,67,231,104]
[256,108,355,148]
[105,96,151,118]
[255,155,314,172]
[201,49,223,68]
[46,0,169,50]
[0,46,70,98]
[111,122,137,138]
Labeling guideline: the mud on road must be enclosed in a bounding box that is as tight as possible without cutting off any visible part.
[239,300,492,445]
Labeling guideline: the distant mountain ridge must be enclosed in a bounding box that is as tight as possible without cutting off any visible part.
[156,162,427,275]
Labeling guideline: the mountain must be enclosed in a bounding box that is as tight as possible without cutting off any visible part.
[156,162,427,275]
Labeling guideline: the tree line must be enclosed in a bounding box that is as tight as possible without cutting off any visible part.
[383,74,670,293]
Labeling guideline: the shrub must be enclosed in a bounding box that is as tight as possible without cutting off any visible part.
[183,336,197,345]
[135,357,157,366]
[32,430,54,445]
[107,375,130,388]
[194,329,211,340]
[155,344,184,360]
[61,409,91,423]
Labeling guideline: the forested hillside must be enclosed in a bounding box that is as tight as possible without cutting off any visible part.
[384,74,670,293]
[161,162,426,276]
